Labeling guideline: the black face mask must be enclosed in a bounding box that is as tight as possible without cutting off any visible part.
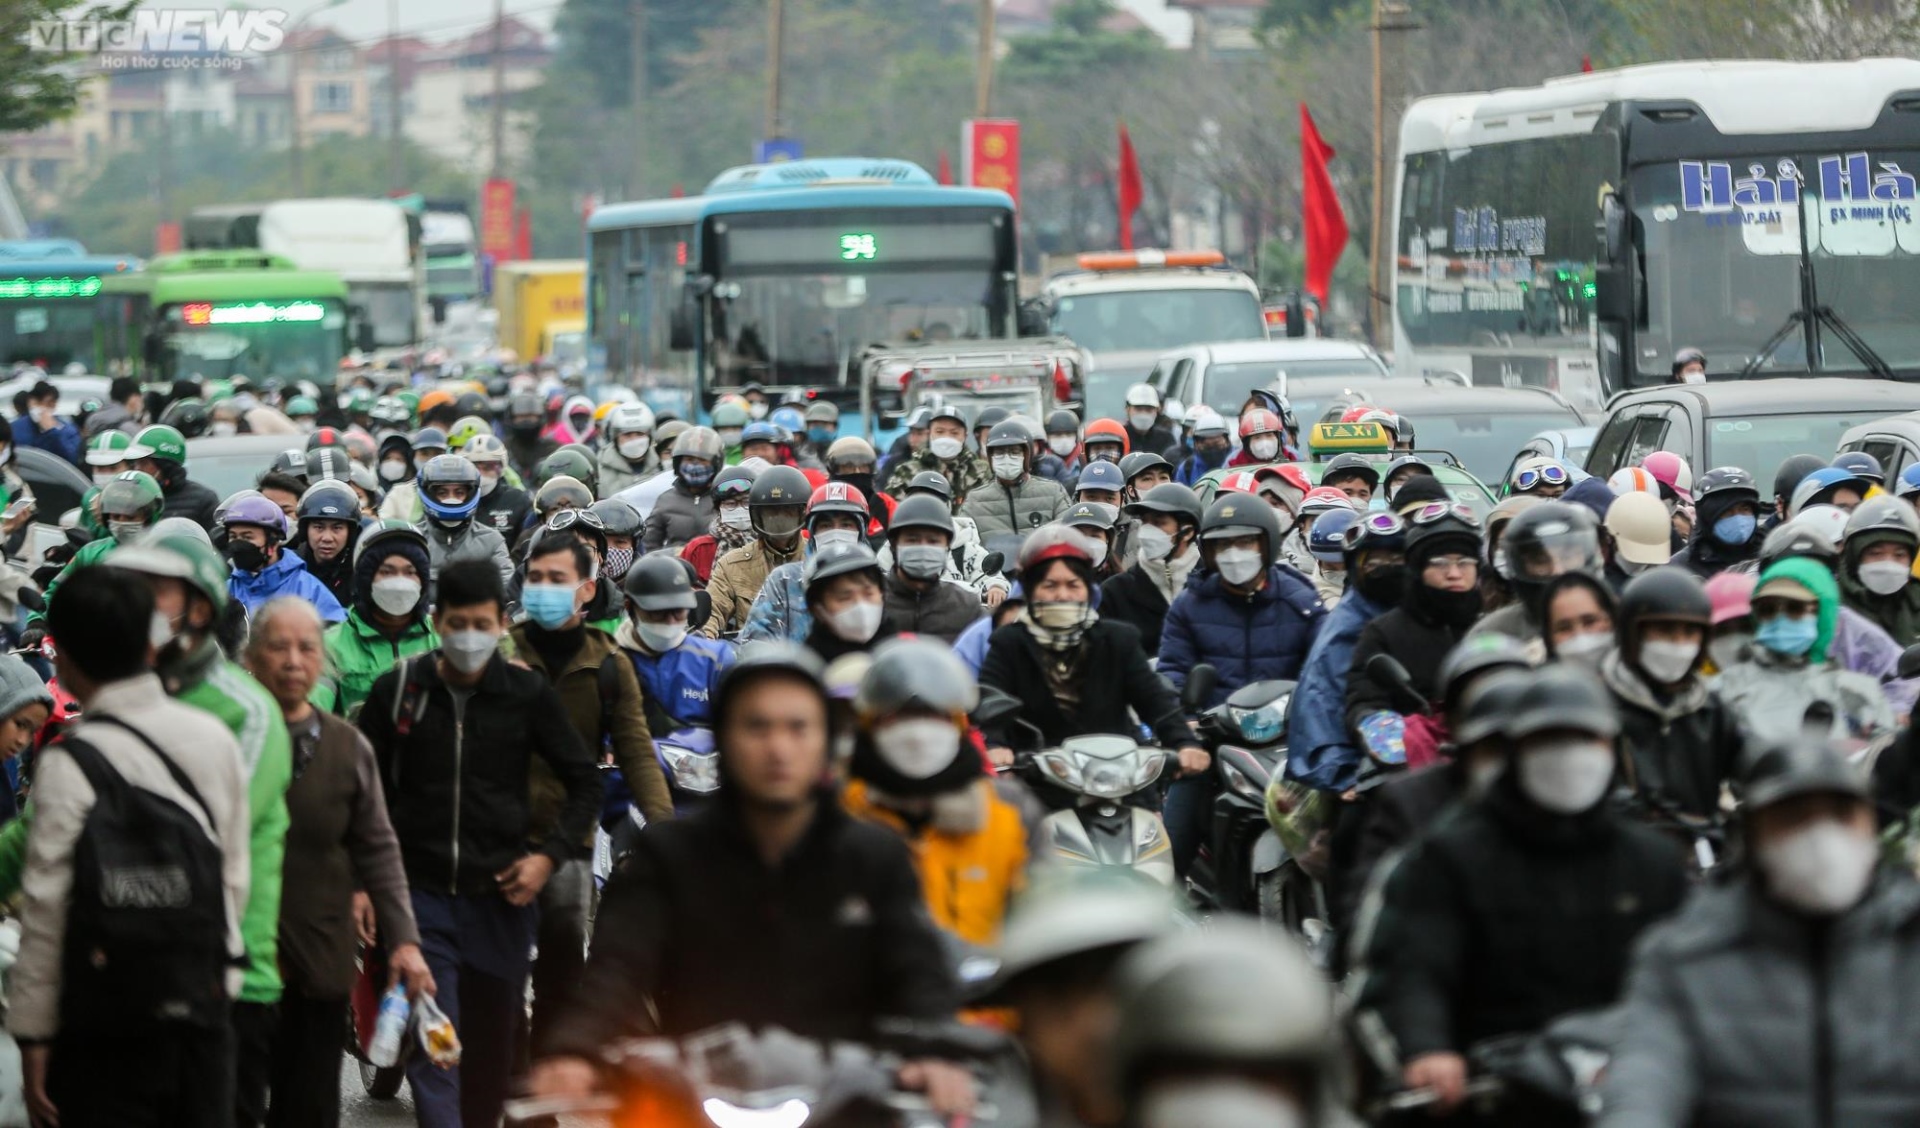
[509,419,542,437]
[1355,565,1407,606]
[1411,581,1483,630]
[836,472,878,510]
[225,539,268,573]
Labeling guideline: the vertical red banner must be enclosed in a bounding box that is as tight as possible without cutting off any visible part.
[479,177,517,261]
[962,119,1020,207]
[512,207,532,262]
[154,221,182,254]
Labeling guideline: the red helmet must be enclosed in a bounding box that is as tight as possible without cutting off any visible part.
[807,481,871,519]
[1082,418,1131,454]
[1238,409,1284,439]
[1258,464,1311,494]
[1016,524,1099,573]
[1218,470,1262,495]
[1339,404,1379,423]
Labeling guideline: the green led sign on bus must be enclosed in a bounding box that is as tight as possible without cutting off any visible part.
[182,301,328,326]
[0,276,104,301]
[839,233,878,261]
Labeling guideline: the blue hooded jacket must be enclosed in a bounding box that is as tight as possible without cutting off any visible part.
[1284,584,1390,790]
[625,631,736,729]
[1158,563,1326,708]
[228,550,346,623]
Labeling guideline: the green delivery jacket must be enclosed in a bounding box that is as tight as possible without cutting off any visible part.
[0,636,291,1004]
[316,608,440,717]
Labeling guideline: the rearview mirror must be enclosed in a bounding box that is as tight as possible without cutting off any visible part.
[1593,265,1630,325]
[971,687,1023,726]
[1365,653,1426,714]
[979,551,1004,577]
[1183,663,1219,712]
[1898,642,1920,681]
[670,290,697,351]
[1600,191,1628,264]
[878,410,905,430]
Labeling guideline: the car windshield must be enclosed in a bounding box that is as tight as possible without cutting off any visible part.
[1705,411,1892,481]
[1201,358,1386,416]
[1403,410,1584,483]
[1631,153,1920,378]
[1052,289,1264,354]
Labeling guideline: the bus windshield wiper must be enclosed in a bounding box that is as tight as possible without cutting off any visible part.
[1738,305,1897,380]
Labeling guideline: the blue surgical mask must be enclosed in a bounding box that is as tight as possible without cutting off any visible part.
[1712,513,1756,546]
[807,426,836,445]
[1368,495,1388,512]
[522,582,582,629]
[1755,614,1819,658]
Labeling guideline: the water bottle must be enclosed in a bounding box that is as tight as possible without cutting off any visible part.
[368,984,411,1068]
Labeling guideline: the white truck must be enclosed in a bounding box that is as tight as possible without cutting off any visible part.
[256,198,422,351]
[1031,250,1268,422]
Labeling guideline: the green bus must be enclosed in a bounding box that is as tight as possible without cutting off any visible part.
[99,250,354,381]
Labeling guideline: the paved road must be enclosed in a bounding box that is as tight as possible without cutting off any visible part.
[339,1058,597,1127]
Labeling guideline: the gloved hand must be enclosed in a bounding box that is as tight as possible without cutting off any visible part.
[1356,710,1408,766]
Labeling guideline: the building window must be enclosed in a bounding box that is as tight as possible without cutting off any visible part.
[313,82,354,114]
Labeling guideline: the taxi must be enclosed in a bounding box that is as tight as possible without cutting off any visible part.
[1192,420,1498,515]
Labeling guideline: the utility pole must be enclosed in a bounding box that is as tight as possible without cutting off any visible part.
[289,43,304,192]
[1367,0,1417,348]
[975,0,995,119]
[490,0,506,179]
[629,0,647,195]
[387,0,403,193]
[763,0,784,141]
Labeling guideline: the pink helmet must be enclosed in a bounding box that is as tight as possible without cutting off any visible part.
[1641,451,1694,501]
[1704,571,1755,625]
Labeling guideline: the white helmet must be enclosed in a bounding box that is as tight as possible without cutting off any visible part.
[461,433,509,466]
[607,402,656,438]
[1124,383,1161,409]
[1604,492,1672,566]
[1609,466,1661,496]
[1793,504,1851,550]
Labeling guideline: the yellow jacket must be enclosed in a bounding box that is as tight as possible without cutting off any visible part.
[842,778,1028,946]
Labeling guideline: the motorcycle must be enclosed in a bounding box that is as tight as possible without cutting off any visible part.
[655,726,721,813]
[973,687,1177,885]
[1180,664,1303,922]
[1369,1007,1620,1128]
[504,1021,1032,1128]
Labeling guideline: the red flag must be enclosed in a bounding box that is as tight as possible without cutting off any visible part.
[1299,104,1348,306]
[1581,53,1594,73]
[936,150,954,185]
[1116,124,1143,251]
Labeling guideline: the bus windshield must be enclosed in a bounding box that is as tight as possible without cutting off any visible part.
[1632,152,1920,378]
[353,282,416,348]
[157,299,346,381]
[1052,289,1264,354]
[0,298,99,369]
[710,270,999,386]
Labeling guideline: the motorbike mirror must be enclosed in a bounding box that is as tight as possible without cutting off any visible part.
[971,686,1023,726]
[1365,653,1427,715]
[688,589,713,634]
[1183,663,1219,712]
[15,587,43,613]
[1898,642,1920,681]
[980,551,1004,576]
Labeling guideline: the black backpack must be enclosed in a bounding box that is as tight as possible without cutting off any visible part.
[55,716,232,1035]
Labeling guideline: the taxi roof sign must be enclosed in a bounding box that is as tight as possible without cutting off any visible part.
[1308,421,1393,456]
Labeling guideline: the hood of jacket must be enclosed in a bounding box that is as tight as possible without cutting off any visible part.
[1757,555,1840,662]
[1599,647,1709,721]
[1838,529,1920,644]
[231,548,311,594]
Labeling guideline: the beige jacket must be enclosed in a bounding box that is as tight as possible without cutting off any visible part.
[9,674,251,1040]
[702,538,802,638]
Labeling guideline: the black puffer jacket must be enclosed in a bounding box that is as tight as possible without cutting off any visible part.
[978,618,1192,751]
[1355,774,1688,1062]
[160,471,220,530]
[1335,760,1465,937]
[881,573,982,643]
[1344,598,1471,729]
[1599,650,1744,820]
[1099,563,1174,657]
[545,796,957,1053]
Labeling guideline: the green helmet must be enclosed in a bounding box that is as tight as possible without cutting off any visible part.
[76,486,106,539]
[342,387,375,414]
[353,518,430,571]
[447,415,493,451]
[534,447,596,492]
[283,395,319,418]
[710,401,751,430]
[85,429,155,468]
[135,424,188,467]
[394,389,422,415]
[109,533,231,614]
[97,470,164,523]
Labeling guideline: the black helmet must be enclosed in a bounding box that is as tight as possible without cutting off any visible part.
[928,404,968,431]
[411,426,449,453]
[886,494,956,539]
[1616,567,1711,678]
[1404,505,1483,569]
[1045,408,1080,435]
[975,406,1012,433]
[906,470,953,502]
[1741,738,1870,811]
[1500,501,1603,607]
[1435,633,1532,710]
[1322,452,1381,490]
[749,465,812,510]
[588,497,643,539]
[1842,495,1920,566]
[803,540,883,595]
[984,419,1031,452]
[710,464,759,503]
[453,390,491,420]
[1693,465,1758,508]
[622,552,700,611]
[305,446,353,483]
[1772,453,1829,504]
[507,391,544,419]
[296,480,360,525]
[534,475,594,514]
[268,448,308,481]
[1672,345,1708,376]
[536,447,597,493]
[1118,450,1173,484]
[1124,482,1204,527]
[1200,491,1282,558]
[1759,515,1842,567]
[1453,666,1531,746]
[160,396,210,437]
[1507,663,1621,741]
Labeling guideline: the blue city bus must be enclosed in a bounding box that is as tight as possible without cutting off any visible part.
[0,241,141,371]
[585,158,1019,425]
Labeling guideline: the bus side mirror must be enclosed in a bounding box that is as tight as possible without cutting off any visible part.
[430,296,448,325]
[1285,292,1306,338]
[1017,297,1050,338]
[1593,265,1632,325]
[669,292,697,351]
[356,321,377,353]
[1600,192,1628,264]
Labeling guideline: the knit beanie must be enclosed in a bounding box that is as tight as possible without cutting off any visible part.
[352,537,432,620]
[0,655,53,721]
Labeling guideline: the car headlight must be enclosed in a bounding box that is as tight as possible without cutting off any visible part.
[1231,695,1289,744]
[661,745,720,793]
[703,1097,810,1128]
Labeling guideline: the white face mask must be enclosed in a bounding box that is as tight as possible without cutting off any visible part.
[1858,559,1910,597]
[873,718,963,779]
[1139,1079,1306,1128]
[1214,546,1264,586]
[442,629,499,674]
[1681,368,1706,384]
[1134,524,1175,563]
[1249,436,1280,462]
[149,610,177,650]
[1517,737,1616,814]
[1757,818,1878,916]
[812,528,858,551]
[929,435,964,460]
[1708,632,1751,670]
[1048,435,1077,458]
[210,420,238,437]
[380,459,409,483]
[895,543,948,581]
[1128,410,1158,432]
[635,618,687,654]
[1557,629,1612,665]
[749,402,768,420]
[478,470,500,496]
[369,576,422,617]
[618,435,652,461]
[990,453,1026,482]
[823,599,883,643]
[720,506,753,530]
[1636,639,1701,685]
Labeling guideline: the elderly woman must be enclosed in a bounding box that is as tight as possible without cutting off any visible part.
[244,596,432,1128]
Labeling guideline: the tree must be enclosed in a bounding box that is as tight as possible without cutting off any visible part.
[0,1,138,133]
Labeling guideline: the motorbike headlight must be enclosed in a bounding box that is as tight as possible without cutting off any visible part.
[1083,762,1133,799]
[1230,695,1289,744]
[703,1098,811,1128]
[661,745,720,793]
[1130,750,1168,790]
[1038,750,1082,789]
